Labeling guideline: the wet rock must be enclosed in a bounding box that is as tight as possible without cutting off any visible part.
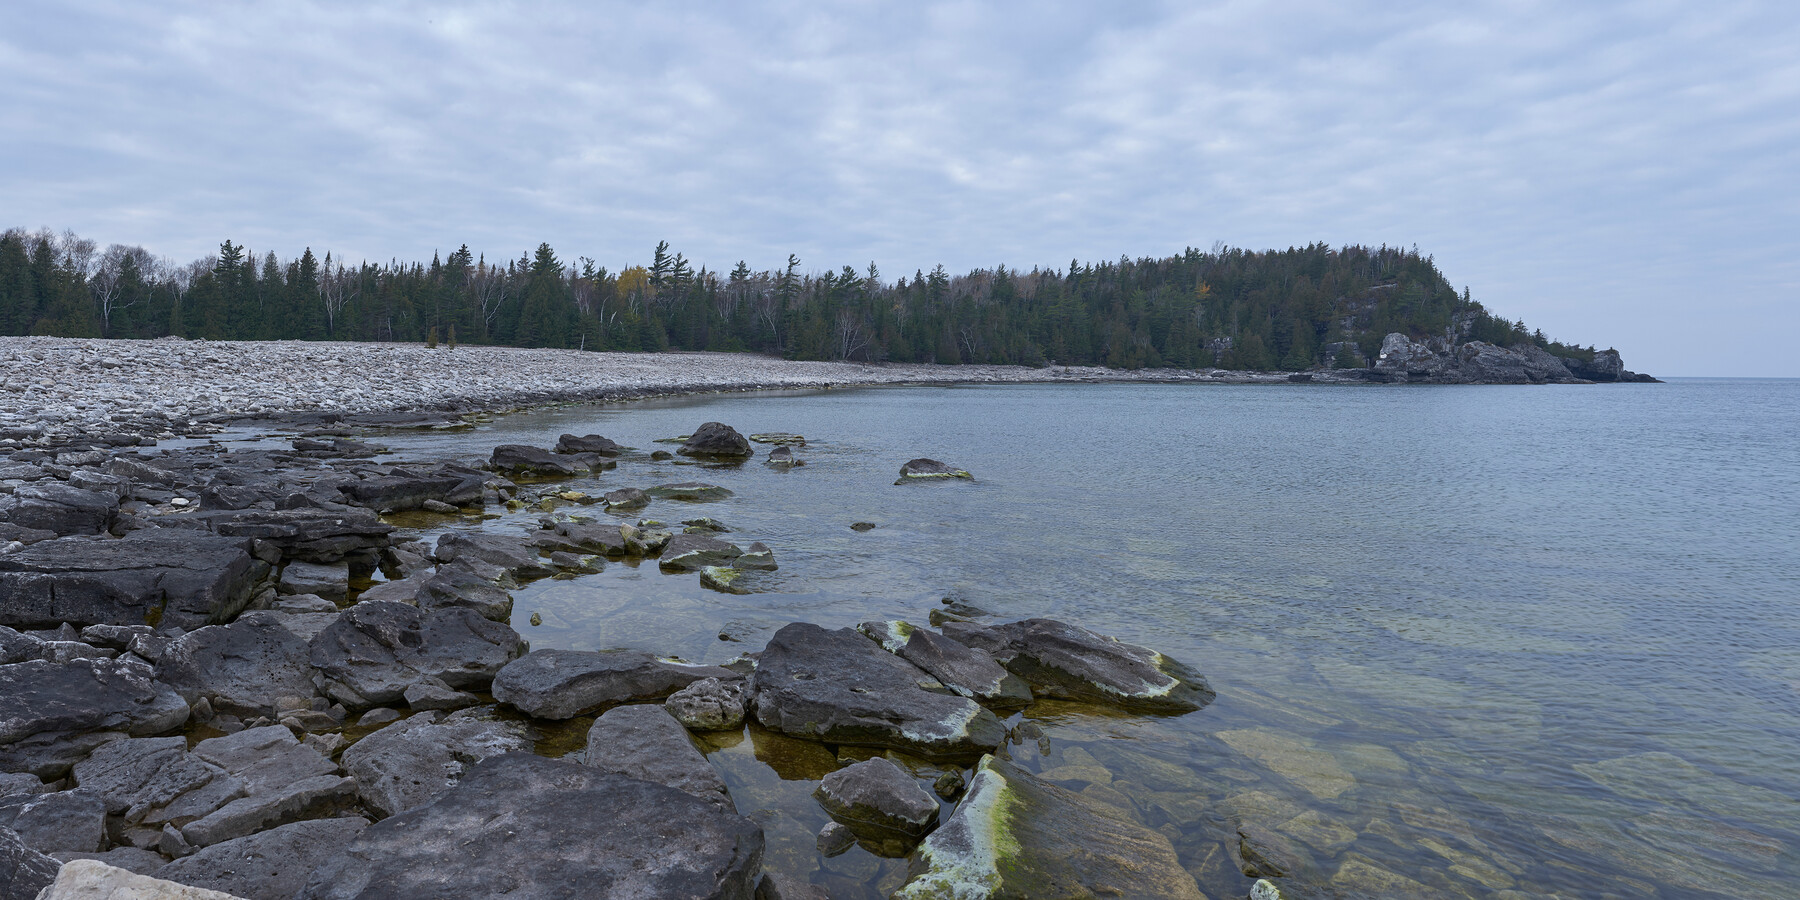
[677,422,753,459]
[1237,823,1309,878]
[340,715,533,818]
[814,757,939,842]
[582,705,731,809]
[699,566,749,594]
[307,601,527,709]
[491,649,734,720]
[488,445,602,477]
[337,473,466,513]
[0,790,107,853]
[748,433,805,446]
[735,542,777,570]
[0,484,118,536]
[857,621,1032,707]
[765,446,802,467]
[946,618,1212,713]
[433,532,552,581]
[419,499,458,514]
[894,458,971,484]
[38,858,245,899]
[155,612,318,718]
[1215,731,1355,801]
[0,657,188,748]
[555,434,622,456]
[933,770,964,800]
[647,481,733,502]
[649,450,673,461]
[849,522,877,532]
[0,530,263,629]
[665,678,748,731]
[896,756,1205,900]
[296,753,763,900]
[600,487,649,511]
[415,562,514,622]
[0,826,61,900]
[277,562,349,605]
[660,534,743,572]
[749,623,1005,760]
[815,821,855,857]
[620,523,673,555]
[155,817,369,900]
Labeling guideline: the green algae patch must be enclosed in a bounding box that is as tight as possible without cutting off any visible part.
[896,755,1205,900]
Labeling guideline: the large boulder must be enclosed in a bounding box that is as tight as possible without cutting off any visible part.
[858,621,1032,707]
[0,826,61,900]
[555,434,622,456]
[0,530,264,629]
[488,445,602,477]
[307,602,527,709]
[1373,332,1454,380]
[677,423,753,459]
[944,618,1212,713]
[155,817,369,900]
[813,757,939,842]
[0,484,117,537]
[296,753,764,900]
[0,658,188,748]
[582,705,731,809]
[414,563,514,623]
[156,612,319,717]
[895,756,1205,900]
[491,650,734,720]
[339,713,534,818]
[749,624,1005,760]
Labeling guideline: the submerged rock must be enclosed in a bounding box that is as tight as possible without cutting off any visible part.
[491,649,735,720]
[895,458,971,484]
[647,482,733,502]
[765,446,803,467]
[677,422,754,459]
[895,755,1205,900]
[296,753,764,900]
[699,566,749,594]
[944,618,1212,713]
[749,623,1005,760]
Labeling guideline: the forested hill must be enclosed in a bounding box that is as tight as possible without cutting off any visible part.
[0,229,1606,371]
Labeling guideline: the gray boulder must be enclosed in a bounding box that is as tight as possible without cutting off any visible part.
[307,602,527,709]
[659,534,742,572]
[858,621,1031,707]
[156,817,369,900]
[415,561,514,622]
[555,434,622,456]
[188,508,393,565]
[36,858,246,899]
[813,757,939,842]
[895,459,971,483]
[492,650,735,720]
[337,473,466,513]
[434,532,553,581]
[339,713,533,818]
[277,562,349,605]
[180,728,352,848]
[749,624,1005,760]
[0,484,117,536]
[0,827,60,900]
[943,618,1213,713]
[0,658,188,748]
[155,613,318,718]
[488,445,602,477]
[582,705,731,809]
[0,733,125,783]
[0,530,264,629]
[296,753,764,900]
[69,737,237,827]
[0,790,107,853]
[600,487,649,511]
[895,756,1205,900]
[665,678,748,732]
[677,423,753,459]
[0,775,49,801]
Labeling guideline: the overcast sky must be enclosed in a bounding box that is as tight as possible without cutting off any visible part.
[3,1,1796,376]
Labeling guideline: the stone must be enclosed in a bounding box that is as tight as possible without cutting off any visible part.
[0,733,125,783]
[52,847,166,876]
[414,562,514,623]
[346,577,420,605]
[0,790,107,853]
[1215,730,1355,801]
[340,715,533,818]
[765,446,802,467]
[945,618,1212,713]
[178,775,354,849]
[277,563,349,605]
[69,737,234,826]
[401,680,478,712]
[749,623,1005,760]
[849,522,877,532]
[858,621,1032,707]
[433,532,552,581]
[488,445,600,477]
[699,565,746,593]
[37,859,246,899]
[677,422,753,459]
[813,757,939,841]
[735,543,777,570]
[646,481,733,502]
[665,678,748,731]
[895,756,1205,900]
[155,612,318,718]
[356,709,400,728]
[0,658,188,748]
[600,487,649,510]
[660,534,743,572]
[307,601,527,709]
[815,821,855,857]
[295,754,763,900]
[155,817,369,900]
[0,825,61,900]
[933,770,964,800]
[0,484,118,536]
[554,434,622,456]
[0,530,263,629]
[491,649,734,720]
[0,775,49,801]
[337,474,467,513]
[77,625,152,651]
[894,458,971,483]
[582,705,731,809]
[176,509,392,566]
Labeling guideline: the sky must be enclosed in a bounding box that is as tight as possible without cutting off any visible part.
[2,1,1796,376]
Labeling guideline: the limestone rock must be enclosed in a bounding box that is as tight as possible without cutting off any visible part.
[677,422,753,459]
[646,482,733,502]
[0,530,263,629]
[0,825,62,900]
[0,658,188,748]
[664,678,748,731]
[154,613,317,718]
[0,790,107,853]
[491,649,734,720]
[895,458,971,484]
[554,434,622,456]
[857,621,1031,707]
[813,757,939,841]
[945,618,1212,713]
[0,484,117,537]
[582,705,731,809]
[340,715,532,818]
[37,858,247,900]
[155,817,369,900]
[659,534,742,572]
[307,601,526,709]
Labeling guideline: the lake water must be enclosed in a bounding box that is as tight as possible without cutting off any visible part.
[366,378,1800,899]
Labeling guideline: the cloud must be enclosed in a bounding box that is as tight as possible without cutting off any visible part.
[1,0,1795,374]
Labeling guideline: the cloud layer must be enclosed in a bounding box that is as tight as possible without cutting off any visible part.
[3,1,1796,374]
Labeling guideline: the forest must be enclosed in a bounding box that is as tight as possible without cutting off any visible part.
[0,228,1602,371]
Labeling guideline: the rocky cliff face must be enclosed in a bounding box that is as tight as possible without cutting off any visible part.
[1365,334,1657,384]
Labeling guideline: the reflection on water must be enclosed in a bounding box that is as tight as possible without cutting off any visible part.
[355,379,1800,898]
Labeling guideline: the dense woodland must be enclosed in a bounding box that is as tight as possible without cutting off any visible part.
[0,228,1601,370]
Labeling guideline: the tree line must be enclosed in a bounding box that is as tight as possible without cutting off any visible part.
[0,228,1602,370]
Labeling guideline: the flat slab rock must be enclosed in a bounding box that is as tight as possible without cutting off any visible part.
[155,612,321,718]
[944,618,1214,713]
[155,816,369,900]
[340,713,534,818]
[582,705,731,809]
[0,657,189,748]
[308,601,527,709]
[0,529,262,630]
[296,753,764,900]
[858,620,1032,706]
[38,858,247,900]
[492,649,735,720]
[750,623,1005,760]
[895,755,1205,900]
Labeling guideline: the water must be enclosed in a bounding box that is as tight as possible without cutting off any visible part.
[363,378,1800,898]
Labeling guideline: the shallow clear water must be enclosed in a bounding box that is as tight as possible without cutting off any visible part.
[365,378,1800,898]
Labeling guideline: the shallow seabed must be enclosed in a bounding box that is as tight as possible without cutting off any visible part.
[361,379,1800,899]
